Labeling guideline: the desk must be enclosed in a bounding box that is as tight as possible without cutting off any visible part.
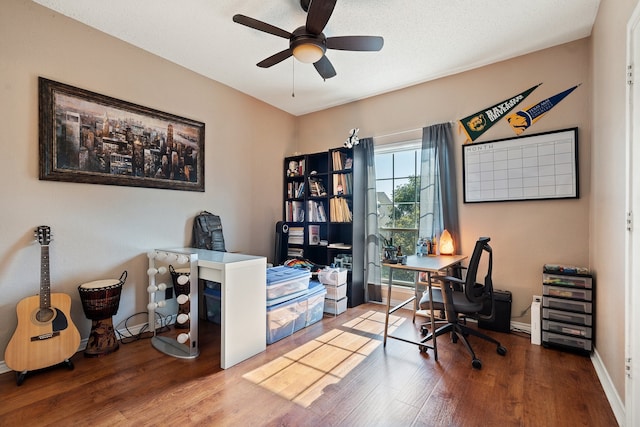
[150,248,266,369]
[383,254,467,360]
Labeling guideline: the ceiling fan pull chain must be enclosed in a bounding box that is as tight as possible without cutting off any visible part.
[292,60,296,98]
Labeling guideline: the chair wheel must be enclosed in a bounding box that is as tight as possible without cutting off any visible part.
[419,345,428,353]
[497,345,507,356]
[472,359,482,369]
[420,325,428,336]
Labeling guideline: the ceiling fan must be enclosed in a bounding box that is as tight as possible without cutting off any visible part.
[232,0,384,80]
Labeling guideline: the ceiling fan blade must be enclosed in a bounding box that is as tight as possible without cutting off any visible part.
[306,0,337,34]
[313,55,337,79]
[257,49,293,68]
[233,14,291,39]
[326,36,384,51]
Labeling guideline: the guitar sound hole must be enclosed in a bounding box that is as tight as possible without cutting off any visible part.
[36,308,55,323]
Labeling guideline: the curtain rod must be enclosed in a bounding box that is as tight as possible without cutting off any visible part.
[373,127,423,140]
[372,121,456,141]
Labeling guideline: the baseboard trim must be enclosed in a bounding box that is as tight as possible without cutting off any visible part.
[591,347,625,426]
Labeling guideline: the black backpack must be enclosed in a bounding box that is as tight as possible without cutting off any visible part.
[192,211,226,251]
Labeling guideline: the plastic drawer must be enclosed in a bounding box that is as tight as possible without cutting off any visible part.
[543,331,592,352]
[543,273,592,289]
[542,296,592,313]
[318,268,348,286]
[543,308,592,326]
[324,297,348,315]
[543,284,592,300]
[325,283,347,300]
[543,319,592,338]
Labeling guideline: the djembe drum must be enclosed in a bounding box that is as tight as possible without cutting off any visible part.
[78,271,127,357]
[170,265,191,329]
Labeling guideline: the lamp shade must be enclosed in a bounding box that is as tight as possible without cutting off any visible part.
[440,229,455,255]
[292,43,324,63]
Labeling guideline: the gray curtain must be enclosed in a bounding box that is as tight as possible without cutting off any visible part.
[419,123,460,252]
[356,138,382,302]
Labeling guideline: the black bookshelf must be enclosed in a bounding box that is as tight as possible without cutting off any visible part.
[283,148,364,307]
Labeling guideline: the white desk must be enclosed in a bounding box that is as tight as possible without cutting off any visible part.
[154,248,267,369]
[383,254,467,361]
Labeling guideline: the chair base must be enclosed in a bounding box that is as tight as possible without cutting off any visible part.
[421,321,507,369]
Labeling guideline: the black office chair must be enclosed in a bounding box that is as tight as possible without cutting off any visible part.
[419,236,507,369]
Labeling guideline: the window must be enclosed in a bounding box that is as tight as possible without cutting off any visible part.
[375,140,422,287]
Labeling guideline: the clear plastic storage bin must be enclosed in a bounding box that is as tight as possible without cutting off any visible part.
[266,266,311,301]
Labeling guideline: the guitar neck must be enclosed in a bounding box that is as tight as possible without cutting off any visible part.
[40,245,51,310]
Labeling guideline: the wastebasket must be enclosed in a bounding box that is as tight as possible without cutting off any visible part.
[478,289,512,333]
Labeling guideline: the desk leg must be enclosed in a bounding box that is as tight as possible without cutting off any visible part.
[383,268,393,347]
[427,271,438,361]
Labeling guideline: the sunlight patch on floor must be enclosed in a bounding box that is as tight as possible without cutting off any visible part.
[242,310,405,407]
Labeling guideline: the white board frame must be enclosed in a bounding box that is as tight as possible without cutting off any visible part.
[462,128,579,203]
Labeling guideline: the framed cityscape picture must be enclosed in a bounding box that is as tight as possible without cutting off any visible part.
[39,77,205,192]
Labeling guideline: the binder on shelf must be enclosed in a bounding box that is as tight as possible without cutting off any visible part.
[285,201,305,222]
[329,197,352,222]
[307,200,327,222]
[332,173,352,196]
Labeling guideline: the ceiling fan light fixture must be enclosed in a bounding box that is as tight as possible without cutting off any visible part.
[292,42,324,63]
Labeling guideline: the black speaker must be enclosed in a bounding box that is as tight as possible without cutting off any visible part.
[274,221,289,266]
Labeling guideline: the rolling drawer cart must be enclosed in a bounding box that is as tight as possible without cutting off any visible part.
[541,266,594,355]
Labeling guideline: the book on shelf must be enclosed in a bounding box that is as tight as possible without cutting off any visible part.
[307,200,327,222]
[332,173,352,196]
[287,181,304,199]
[332,151,349,171]
[308,224,321,245]
[288,226,304,245]
[287,247,304,257]
[285,201,305,222]
[329,197,352,222]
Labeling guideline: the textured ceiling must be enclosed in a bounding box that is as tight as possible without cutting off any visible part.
[32,0,600,116]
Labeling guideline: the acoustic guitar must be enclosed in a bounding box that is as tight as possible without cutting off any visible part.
[4,226,80,385]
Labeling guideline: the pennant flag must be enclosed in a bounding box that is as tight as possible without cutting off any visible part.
[506,84,581,135]
[459,83,541,143]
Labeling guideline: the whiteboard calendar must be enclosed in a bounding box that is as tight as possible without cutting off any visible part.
[463,128,578,203]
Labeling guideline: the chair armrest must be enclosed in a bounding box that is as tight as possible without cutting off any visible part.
[430,275,465,287]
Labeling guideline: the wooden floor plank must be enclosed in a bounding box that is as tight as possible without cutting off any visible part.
[0,303,617,426]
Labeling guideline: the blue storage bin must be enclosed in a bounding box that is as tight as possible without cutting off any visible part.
[266,293,307,344]
[305,281,326,327]
[204,287,221,324]
[266,266,311,301]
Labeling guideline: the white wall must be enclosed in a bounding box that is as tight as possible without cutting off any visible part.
[590,0,639,403]
[0,0,294,350]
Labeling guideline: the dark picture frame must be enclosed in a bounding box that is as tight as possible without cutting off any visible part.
[462,128,578,203]
[39,77,205,192]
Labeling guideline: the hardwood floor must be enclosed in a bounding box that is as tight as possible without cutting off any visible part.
[0,303,617,426]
